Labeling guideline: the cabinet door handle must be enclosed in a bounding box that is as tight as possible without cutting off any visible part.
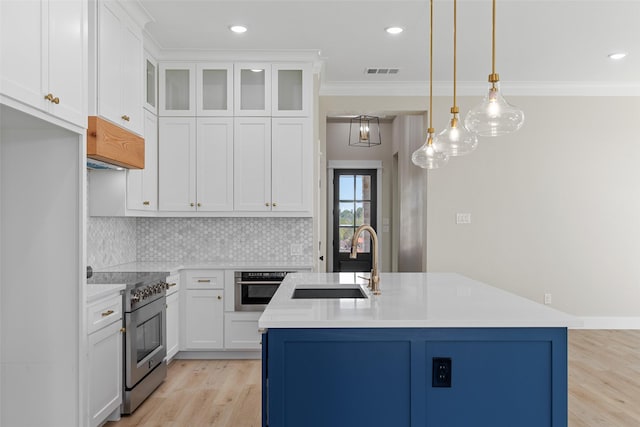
[142,201,150,206]
[101,309,114,317]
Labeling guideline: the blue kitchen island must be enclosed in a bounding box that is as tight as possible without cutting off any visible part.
[259,272,579,427]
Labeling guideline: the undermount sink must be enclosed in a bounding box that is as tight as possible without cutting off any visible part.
[292,287,367,299]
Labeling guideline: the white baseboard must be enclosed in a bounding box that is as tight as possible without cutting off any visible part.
[572,317,640,329]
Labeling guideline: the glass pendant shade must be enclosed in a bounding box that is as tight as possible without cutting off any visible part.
[434,112,478,156]
[464,82,525,137]
[411,132,449,169]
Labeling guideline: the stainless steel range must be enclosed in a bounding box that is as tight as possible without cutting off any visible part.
[89,271,169,414]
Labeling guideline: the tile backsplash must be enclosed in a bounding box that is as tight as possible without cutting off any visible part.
[87,217,313,269]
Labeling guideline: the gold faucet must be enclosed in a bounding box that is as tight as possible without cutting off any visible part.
[350,224,381,295]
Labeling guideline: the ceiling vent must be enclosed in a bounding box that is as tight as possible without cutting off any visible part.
[365,68,400,75]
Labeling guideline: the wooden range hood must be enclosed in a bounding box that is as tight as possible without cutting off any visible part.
[87,116,145,169]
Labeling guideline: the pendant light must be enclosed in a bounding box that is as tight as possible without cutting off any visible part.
[464,0,524,137]
[412,0,449,169]
[435,0,478,156]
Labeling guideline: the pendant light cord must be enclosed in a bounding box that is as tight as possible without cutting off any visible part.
[452,0,457,111]
[492,0,496,76]
[428,0,434,136]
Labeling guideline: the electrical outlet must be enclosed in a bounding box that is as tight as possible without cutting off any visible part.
[290,243,303,256]
[432,357,452,388]
[456,213,471,224]
[544,293,552,305]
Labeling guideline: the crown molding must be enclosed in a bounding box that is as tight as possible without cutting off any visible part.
[319,80,640,97]
[154,49,322,64]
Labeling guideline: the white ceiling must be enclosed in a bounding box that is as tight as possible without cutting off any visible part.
[138,0,640,96]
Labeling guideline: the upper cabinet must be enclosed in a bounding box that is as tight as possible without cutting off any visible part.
[272,63,312,117]
[234,63,272,116]
[144,53,158,114]
[0,0,86,128]
[197,63,234,116]
[97,1,144,135]
[159,63,195,116]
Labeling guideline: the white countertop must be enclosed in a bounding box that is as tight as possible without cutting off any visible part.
[259,272,581,329]
[86,284,125,303]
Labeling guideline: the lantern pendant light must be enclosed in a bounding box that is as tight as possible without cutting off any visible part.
[411,0,449,169]
[464,0,524,137]
[435,0,478,156]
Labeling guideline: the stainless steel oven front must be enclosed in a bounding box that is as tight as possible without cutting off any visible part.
[122,282,168,414]
[234,271,289,311]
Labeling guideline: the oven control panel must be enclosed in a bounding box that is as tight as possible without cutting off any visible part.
[130,281,169,306]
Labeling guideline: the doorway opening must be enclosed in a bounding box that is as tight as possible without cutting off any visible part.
[332,169,377,272]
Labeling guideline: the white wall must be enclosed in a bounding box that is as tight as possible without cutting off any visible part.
[426,96,640,319]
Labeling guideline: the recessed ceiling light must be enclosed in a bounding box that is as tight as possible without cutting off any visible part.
[385,27,404,35]
[608,52,627,60]
[230,25,247,34]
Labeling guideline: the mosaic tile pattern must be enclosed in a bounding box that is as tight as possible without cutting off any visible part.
[87,217,137,269]
[136,217,313,264]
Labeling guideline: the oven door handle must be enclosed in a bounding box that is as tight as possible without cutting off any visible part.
[236,281,283,285]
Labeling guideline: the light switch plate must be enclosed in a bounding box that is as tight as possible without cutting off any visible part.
[456,213,471,224]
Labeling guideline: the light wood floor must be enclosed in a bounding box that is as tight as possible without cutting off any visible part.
[107,330,640,427]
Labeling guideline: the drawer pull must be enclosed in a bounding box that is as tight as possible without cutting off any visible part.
[101,309,114,317]
[197,279,211,283]
[169,282,177,287]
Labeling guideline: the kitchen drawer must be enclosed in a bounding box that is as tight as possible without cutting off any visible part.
[185,269,224,290]
[87,293,123,335]
[166,273,180,296]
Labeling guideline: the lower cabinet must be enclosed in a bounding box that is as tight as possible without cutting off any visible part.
[183,289,224,350]
[224,311,262,350]
[165,273,180,362]
[87,294,123,427]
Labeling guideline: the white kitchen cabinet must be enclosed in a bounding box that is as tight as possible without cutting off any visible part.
[127,110,158,211]
[234,117,312,213]
[224,312,262,350]
[234,117,272,211]
[158,117,196,210]
[272,63,312,117]
[87,293,123,427]
[234,63,272,116]
[144,52,158,113]
[165,273,180,362]
[97,0,144,135]
[271,118,313,212]
[182,270,224,350]
[158,117,233,212]
[159,63,195,116]
[196,63,234,116]
[0,0,86,128]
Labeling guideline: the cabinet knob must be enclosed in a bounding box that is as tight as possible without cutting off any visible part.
[101,309,114,317]
[197,202,201,207]
[265,202,270,207]
[120,327,126,333]
[190,203,195,207]
[142,201,150,206]
[52,97,60,104]
[217,295,222,300]
[121,115,130,121]
[44,93,54,102]
[272,202,277,207]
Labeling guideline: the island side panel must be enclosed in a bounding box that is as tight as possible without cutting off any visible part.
[265,327,568,427]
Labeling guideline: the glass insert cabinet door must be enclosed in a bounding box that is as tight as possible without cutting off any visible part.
[333,169,377,272]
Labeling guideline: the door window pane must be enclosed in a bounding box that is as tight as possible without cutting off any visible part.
[339,202,355,225]
[339,175,354,200]
[338,227,354,253]
[355,175,371,200]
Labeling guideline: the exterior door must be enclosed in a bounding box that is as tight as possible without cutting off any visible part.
[333,169,377,272]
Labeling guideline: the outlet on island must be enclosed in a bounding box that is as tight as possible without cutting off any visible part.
[432,357,452,388]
